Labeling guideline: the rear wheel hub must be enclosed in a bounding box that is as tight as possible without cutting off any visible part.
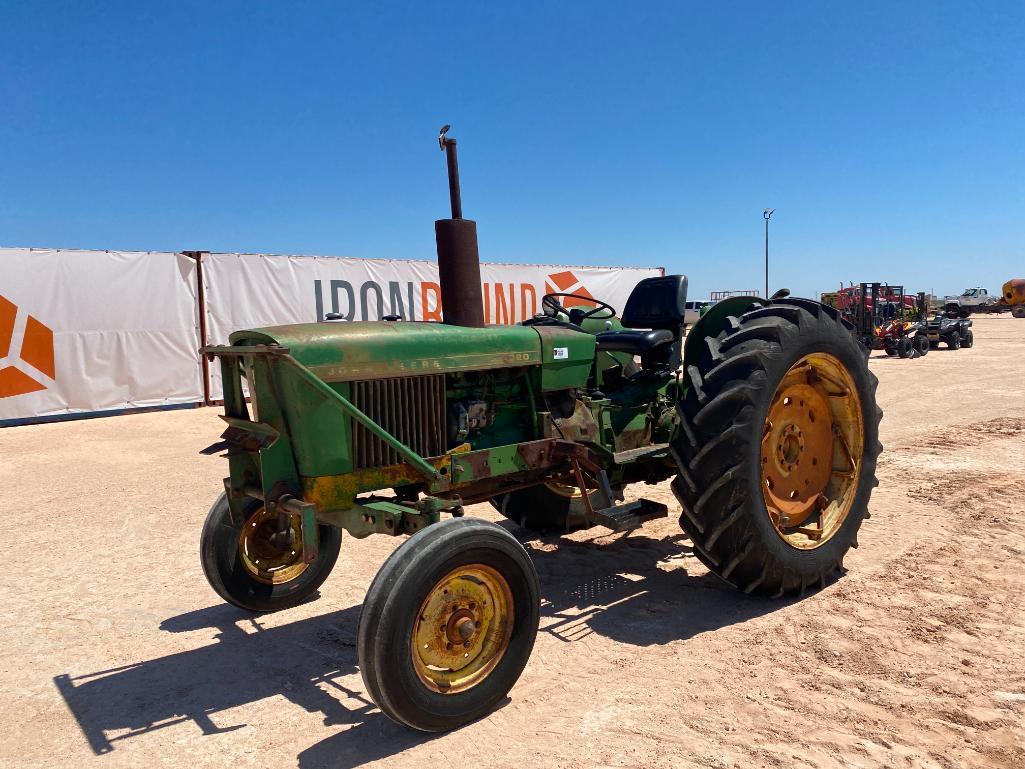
[760,353,863,549]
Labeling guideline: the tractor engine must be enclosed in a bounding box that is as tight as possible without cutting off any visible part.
[445,369,532,449]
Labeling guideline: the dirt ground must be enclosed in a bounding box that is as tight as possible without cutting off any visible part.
[1,315,1023,769]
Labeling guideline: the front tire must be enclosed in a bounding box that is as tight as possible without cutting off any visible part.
[200,492,341,612]
[358,518,540,731]
[914,335,930,356]
[963,330,974,348]
[948,333,961,350]
[896,336,914,358]
[671,298,882,596]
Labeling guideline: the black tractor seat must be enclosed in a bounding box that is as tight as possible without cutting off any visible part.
[595,328,674,355]
[594,275,688,370]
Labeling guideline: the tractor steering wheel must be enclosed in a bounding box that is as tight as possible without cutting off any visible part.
[541,292,616,325]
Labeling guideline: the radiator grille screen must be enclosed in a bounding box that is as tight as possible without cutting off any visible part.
[350,374,447,469]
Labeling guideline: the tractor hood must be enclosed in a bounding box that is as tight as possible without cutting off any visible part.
[230,321,544,382]
[229,320,597,391]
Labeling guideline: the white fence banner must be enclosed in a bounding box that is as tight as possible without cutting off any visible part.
[0,249,203,421]
[203,253,663,339]
[0,248,661,422]
[202,252,663,397]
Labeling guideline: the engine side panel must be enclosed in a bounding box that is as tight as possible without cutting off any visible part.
[532,326,596,391]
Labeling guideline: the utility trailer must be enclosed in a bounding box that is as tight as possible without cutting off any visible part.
[198,128,882,732]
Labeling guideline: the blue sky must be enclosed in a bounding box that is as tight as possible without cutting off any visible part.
[2,1,1022,299]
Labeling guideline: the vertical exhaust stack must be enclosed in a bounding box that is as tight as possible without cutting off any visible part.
[435,125,486,327]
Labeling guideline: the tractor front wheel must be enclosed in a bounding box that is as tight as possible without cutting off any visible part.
[200,492,342,612]
[672,298,882,596]
[358,518,540,731]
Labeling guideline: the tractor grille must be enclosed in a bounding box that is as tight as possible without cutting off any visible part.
[350,374,447,469]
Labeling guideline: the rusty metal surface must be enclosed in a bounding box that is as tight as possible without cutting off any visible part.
[302,439,574,512]
[435,218,485,328]
[761,381,833,528]
[411,563,513,693]
[614,425,651,453]
[229,322,540,383]
[760,353,864,549]
[1002,279,1025,306]
[439,126,463,219]
[236,506,310,585]
[544,398,600,443]
[516,440,555,469]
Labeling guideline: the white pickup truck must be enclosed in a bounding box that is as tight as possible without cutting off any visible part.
[943,288,1001,316]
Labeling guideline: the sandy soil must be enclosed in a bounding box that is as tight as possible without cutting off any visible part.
[1,315,1023,769]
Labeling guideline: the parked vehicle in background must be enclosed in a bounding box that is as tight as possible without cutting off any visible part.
[876,318,930,358]
[849,284,932,359]
[924,314,973,349]
[823,284,917,317]
[942,282,1025,318]
[943,288,1000,317]
[683,300,711,325]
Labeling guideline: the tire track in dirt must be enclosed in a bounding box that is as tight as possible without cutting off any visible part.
[891,416,1025,455]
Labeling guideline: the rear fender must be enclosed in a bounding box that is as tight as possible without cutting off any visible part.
[681,296,768,396]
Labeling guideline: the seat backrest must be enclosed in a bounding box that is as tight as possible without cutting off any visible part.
[621,275,688,331]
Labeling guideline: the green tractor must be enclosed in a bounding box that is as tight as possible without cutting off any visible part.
[199,128,882,732]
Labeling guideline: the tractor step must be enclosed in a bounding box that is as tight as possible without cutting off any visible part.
[612,442,671,464]
[591,499,669,532]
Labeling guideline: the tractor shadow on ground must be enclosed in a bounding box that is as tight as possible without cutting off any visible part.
[521,528,790,648]
[54,601,380,757]
[54,528,797,767]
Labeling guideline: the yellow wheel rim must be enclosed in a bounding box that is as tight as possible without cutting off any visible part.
[760,353,864,550]
[411,564,514,694]
[544,481,582,500]
[238,507,310,585]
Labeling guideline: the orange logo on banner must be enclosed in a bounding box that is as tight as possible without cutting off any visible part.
[544,270,597,306]
[0,295,56,398]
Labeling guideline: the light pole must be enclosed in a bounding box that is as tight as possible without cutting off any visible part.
[763,208,775,298]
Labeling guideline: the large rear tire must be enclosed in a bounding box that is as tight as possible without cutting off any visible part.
[671,298,882,596]
[1012,305,1025,319]
[358,518,540,731]
[200,492,342,612]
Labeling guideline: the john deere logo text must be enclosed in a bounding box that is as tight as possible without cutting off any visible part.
[0,295,55,398]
